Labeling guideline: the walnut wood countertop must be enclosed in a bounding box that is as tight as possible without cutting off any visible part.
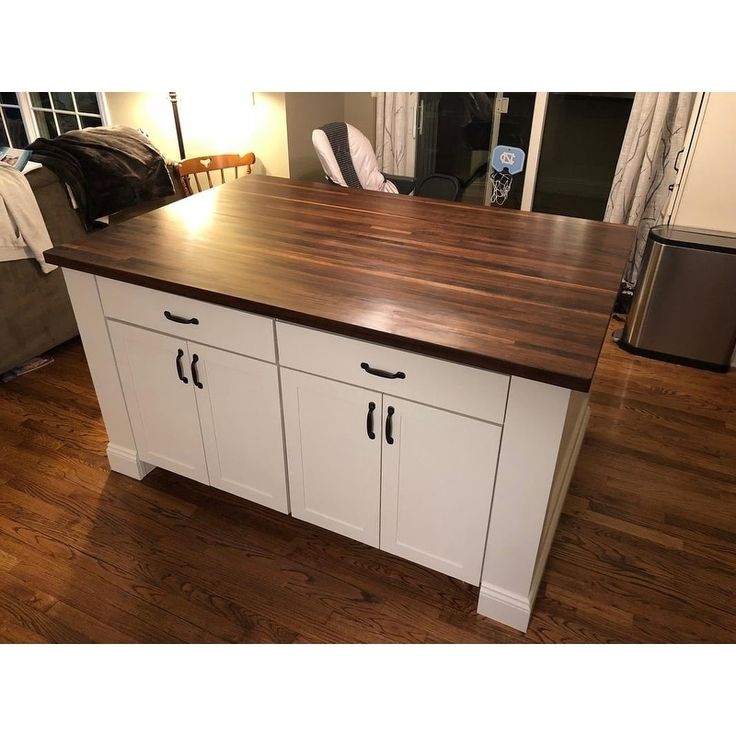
[46,175,635,392]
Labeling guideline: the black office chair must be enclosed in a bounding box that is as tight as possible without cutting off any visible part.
[413,174,461,202]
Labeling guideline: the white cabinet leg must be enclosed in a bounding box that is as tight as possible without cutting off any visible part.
[62,269,154,480]
[477,376,588,631]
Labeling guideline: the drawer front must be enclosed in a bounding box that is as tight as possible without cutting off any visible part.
[276,322,509,424]
[97,277,275,362]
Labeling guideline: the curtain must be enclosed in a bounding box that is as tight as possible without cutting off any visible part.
[605,92,697,285]
[375,93,416,176]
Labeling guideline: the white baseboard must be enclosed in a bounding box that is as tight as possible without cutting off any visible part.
[106,443,154,480]
[477,583,531,632]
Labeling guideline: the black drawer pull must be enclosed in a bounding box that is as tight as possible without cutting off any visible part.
[385,406,395,445]
[366,401,376,440]
[164,310,199,325]
[360,362,406,380]
[191,353,203,389]
[175,348,188,383]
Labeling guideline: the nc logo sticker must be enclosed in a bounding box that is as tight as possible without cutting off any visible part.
[491,145,526,176]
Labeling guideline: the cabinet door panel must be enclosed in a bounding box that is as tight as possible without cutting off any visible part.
[192,344,288,513]
[380,397,501,584]
[108,321,209,484]
[281,369,381,546]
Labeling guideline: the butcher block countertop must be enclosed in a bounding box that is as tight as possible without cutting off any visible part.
[46,175,635,392]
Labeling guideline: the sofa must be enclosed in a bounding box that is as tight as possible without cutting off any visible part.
[0,165,181,375]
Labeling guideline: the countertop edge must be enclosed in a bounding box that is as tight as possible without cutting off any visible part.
[48,253,595,393]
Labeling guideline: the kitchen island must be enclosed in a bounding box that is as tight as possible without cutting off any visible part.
[46,175,634,632]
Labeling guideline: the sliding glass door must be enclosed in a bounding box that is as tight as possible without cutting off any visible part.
[414,92,535,208]
[531,93,634,220]
[412,91,634,220]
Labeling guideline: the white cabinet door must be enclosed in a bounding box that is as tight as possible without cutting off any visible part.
[191,344,288,513]
[108,321,209,484]
[380,397,501,585]
[280,368,381,546]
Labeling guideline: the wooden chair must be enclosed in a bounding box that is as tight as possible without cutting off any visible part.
[176,152,256,196]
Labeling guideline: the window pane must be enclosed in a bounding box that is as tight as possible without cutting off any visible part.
[80,115,102,129]
[35,110,58,138]
[0,92,19,105]
[4,105,29,147]
[532,92,634,221]
[51,92,75,111]
[57,113,80,134]
[0,124,9,147]
[485,92,536,209]
[30,92,52,109]
[75,92,100,115]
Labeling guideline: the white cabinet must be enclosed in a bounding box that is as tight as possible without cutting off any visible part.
[108,321,209,484]
[380,397,501,585]
[192,344,288,513]
[280,369,382,546]
[280,367,501,584]
[108,321,288,512]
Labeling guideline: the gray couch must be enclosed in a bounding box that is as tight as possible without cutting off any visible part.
[0,166,181,375]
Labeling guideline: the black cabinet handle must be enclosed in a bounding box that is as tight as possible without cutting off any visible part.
[385,406,395,445]
[366,401,376,440]
[360,362,406,380]
[164,310,199,325]
[175,348,188,383]
[191,353,203,389]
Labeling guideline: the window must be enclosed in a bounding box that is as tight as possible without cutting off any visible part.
[29,92,104,138]
[0,93,29,147]
[0,92,107,146]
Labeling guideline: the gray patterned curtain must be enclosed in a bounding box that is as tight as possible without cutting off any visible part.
[375,93,415,176]
[605,92,697,284]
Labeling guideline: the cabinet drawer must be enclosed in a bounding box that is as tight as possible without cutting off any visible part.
[276,322,509,424]
[97,277,275,362]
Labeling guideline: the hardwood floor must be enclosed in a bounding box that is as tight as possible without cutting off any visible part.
[0,321,734,643]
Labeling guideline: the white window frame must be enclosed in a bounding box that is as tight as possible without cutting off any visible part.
[13,92,109,142]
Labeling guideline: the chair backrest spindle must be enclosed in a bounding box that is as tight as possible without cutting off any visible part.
[175,153,256,197]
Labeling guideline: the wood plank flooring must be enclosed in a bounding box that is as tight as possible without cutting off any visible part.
[0,320,734,642]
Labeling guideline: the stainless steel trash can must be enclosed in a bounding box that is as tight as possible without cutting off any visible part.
[616,225,736,371]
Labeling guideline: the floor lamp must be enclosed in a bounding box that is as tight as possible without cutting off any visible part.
[169,92,186,160]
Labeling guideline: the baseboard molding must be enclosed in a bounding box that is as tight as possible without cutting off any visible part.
[106,443,154,480]
[477,582,531,632]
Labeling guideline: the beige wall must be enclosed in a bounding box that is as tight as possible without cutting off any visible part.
[104,91,378,183]
[285,92,377,182]
[673,93,736,232]
[105,92,289,177]
[344,92,376,148]
[285,93,345,182]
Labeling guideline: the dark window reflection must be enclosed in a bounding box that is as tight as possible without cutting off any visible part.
[4,105,29,147]
[75,93,100,114]
[30,92,52,109]
[51,92,75,111]
[415,92,535,208]
[35,110,58,138]
[532,92,634,220]
[57,113,79,134]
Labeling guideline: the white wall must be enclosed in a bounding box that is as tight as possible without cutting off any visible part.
[105,92,289,177]
[673,93,736,232]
